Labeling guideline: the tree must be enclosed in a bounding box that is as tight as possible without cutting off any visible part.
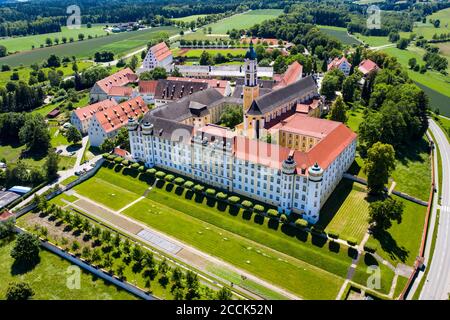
[364,142,396,195]
[78,33,85,41]
[219,105,243,128]
[397,38,409,50]
[0,45,7,57]
[46,54,61,68]
[408,58,417,69]
[216,287,232,300]
[100,137,116,152]
[342,74,360,103]
[329,96,347,123]
[19,114,50,154]
[45,149,59,181]
[5,282,35,300]
[368,198,404,232]
[66,126,82,145]
[128,55,139,71]
[10,233,40,266]
[199,51,213,66]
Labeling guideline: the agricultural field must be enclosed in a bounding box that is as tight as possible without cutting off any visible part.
[0,236,136,300]
[172,14,208,23]
[0,25,108,53]
[400,8,450,40]
[318,25,361,46]
[0,26,179,67]
[204,9,283,34]
[353,33,391,47]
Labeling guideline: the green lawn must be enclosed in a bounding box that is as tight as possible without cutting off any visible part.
[0,25,108,53]
[204,10,283,34]
[346,107,365,133]
[48,193,79,207]
[49,126,70,147]
[400,8,450,40]
[352,253,395,295]
[393,275,409,299]
[172,14,208,23]
[0,236,136,300]
[353,33,391,47]
[366,197,427,267]
[0,26,179,67]
[59,175,79,186]
[318,26,361,46]
[318,180,370,243]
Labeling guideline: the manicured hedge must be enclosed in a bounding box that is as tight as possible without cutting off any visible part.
[216,192,227,200]
[280,214,288,223]
[146,168,157,175]
[193,184,205,192]
[295,219,308,228]
[114,157,124,164]
[131,163,140,169]
[174,177,185,186]
[165,174,175,182]
[155,171,166,179]
[327,230,340,240]
[205,188,216,196]
[121,160,129,166]
[107,155,115,161]
[311,225,324,235]
[184,181,194,189]
[363,243,377,254]
[241,200,253,209]
[267,209,279,218]
[228,196,240,204]
[102,153,110,159]
[347,237,358,246]
[138,166,145,172]
[253,204,264,213]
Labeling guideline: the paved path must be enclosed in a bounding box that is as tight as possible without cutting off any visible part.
[420,120,450,300]
[69,191,301,300]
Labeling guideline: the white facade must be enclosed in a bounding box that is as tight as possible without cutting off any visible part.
[139,49,173,73]
[88,116,117,147]
[70,112,89,135]
[128,120,357,223]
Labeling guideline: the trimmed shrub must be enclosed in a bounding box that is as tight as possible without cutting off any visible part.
[102,153,110,159]
[165,174,175,182]
[228,196,240,204]
[183,181,194,189]
[146,168,157,175]
[193,184,204,192]
[311,225,324,235]
[121,159,129,166]
[295,219,308,228]
[280,214,288,223]
[253,204,264,213]
[131,163,140,169]
[107,155,115,161]
[138,166,145,172]
[267,209,279,218]
[327,230,340,240]
[114,157,123,164]
[216,192,227,200]
[174,177,185,186]
[241,200,253,209]
[205,188,216,196]
[155,171,166,179]
[347,237,358,246]
[363,243,377,254]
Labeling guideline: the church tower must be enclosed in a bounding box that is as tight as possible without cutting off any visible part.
[243,41,259,112]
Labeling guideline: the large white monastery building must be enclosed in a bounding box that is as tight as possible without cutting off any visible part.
[128,42,357,223]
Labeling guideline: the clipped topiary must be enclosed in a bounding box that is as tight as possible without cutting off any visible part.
[183,181,194,189]
[280,214,288,223]
[131,163,140,169]
[174,177,185,186]
[295,218,308,229]
[114,157,123,164]
[228,196,240,204]
[327,230,340,240]
[241,200,253,209]
[155,171,166,179]
[102,153,110,159]
[165,174,175,182]
[193,184,205,192]
[107,155,115,161]
[138,166,145,172]
[363,243,377,254]
[267,209,279,218]
[253,204,264,213]
[347,237,358,246]
[216,192,227,200]
[205,188,216,196]
[146,168,157,175]
[121,159,129,166]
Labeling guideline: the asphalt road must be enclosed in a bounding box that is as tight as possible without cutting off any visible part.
[420,119,450,300]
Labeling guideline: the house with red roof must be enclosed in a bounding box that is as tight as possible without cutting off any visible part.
[71,99,118,135]
[89,68,137,103]
[327,57,352,76]
[88,96,149,147]
[137,80,159,104]
[139,42,173,74]
[107,86,134,103]
[358,59,379,76]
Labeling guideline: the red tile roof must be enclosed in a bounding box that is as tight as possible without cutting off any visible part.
[327,57,351,71]
[296,99,321,114]
[0,210,13,221]
[271,114,341,139]
[358,59,379,75]
[113,147,130,158]
[95,96,149,133]
[96,68,137,95]
[150,42,172,62]
[167,77,229,96]
[139,80,158,94]
[108,86,133,97]
[74,99,118,121]
[274,61,303,89]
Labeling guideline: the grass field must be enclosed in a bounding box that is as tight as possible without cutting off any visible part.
[0,26,179,67]
[318,26,361,46]
[204,10,283,34]
[172,15,208,23]
[0,61,93,87]
[352,252,395,295]
[400,8,450,40]
[0,25,108,53]
[76,165,355,299]
[353,33,391,47]
[0,236,135,300]
[318,180,370,243]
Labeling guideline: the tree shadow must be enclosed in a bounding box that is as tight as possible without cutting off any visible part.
[139,174,155,185]
[228,205,239,216]
[348,247,358,260]
[395,137,429,166]
[242,210,252,221]
[217,201,227,212]
[194,193,204,203]
[363,253,379,267]
[347,160,362,176]
[175,186,184,196]
[155,180,165,189]
[328,241,340,253]
[268,218,279,231]
[185,190,194,200]
[206,197,216,207]
[254,214,264,225]
[311,234,327,248]
[165,183,174,193]
[373,230,409,263]
[122,167,138,177]
[11,257,41,276]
